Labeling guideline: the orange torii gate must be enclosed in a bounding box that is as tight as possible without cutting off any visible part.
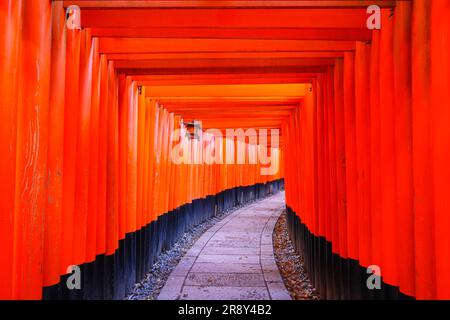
[0,0,449,301]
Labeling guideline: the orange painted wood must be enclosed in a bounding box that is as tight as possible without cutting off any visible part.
[369,30,382,272]
[106,61,120,255]
[137,87,146,230]
[142,98,152,224]
[44,0,66,287]
[0,0,22,299]
[72,29,93,266]
[82,8,368,29]
[118,74,128,240]
[61,28,81,274]
[326,66,339,255]
[393,1,414,297]
[3,0,450,301]
[92,27,371,41]
[412,0,436,300]
[114,58,335,70]
[354,41,371,268]
[431,0,450,300]
[86,38,100,264]
[99,38,355,54]
[322,71,332,297]
[343,51,358,261]
[126,81,138,234]
[13,0,51,299]
[62,1,395,9]
[379,10,397,287]
[97,54,109,256]
[316,74,326,238]
[146,100,158,223]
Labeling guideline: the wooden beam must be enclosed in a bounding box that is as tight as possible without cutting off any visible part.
[99,38,355,53]
[119,66,327,75]
[81,8,369,29]
[107,52,344,61]
[144,84,307,98]
[60,1,396,9]
[113,58,335,69]
[132,73,318,81]
[137,78,314,86]
[91,27,372,41]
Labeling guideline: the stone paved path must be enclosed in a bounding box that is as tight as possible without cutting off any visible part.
[157,192,291,300]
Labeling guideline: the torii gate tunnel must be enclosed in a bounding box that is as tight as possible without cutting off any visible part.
[0,0,449,301]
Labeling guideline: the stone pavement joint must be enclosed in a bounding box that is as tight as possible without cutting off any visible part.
[157,192,291,300]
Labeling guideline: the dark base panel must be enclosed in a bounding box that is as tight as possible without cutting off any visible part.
[285,207,415,300]
[42,179,285,300]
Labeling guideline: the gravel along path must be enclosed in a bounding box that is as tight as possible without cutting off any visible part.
[273,212,320,300]
[126,196,274,300]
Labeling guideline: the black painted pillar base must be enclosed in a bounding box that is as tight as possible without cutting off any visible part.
[43,179,285,300]
[285,207,414,300]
